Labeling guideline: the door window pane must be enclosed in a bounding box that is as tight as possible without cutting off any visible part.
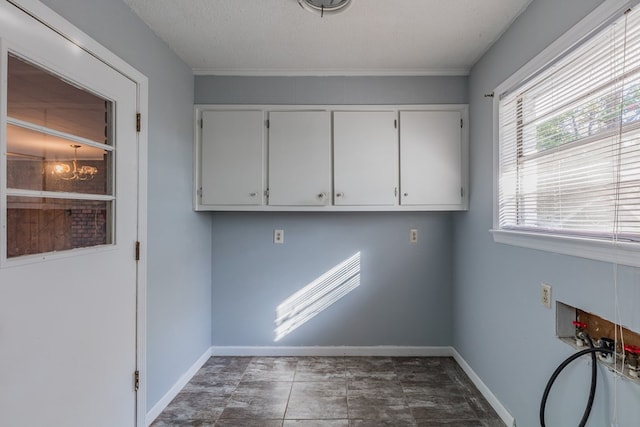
[7,197,111,258]
[5,53,115,259]
[7,54,112,144]
[7,124,111,195]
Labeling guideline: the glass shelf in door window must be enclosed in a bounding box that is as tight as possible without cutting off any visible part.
[6,124,111,195]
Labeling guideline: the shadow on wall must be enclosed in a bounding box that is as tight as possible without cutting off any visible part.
[274,251,361,342]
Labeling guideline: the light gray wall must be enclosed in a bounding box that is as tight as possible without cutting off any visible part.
[197,75,467,347]
[211,212,452,346]
[456,0,640,425]
[195,75,468,105]
[40,0,212,409]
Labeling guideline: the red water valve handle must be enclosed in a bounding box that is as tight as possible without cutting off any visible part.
[572,321,587,329]
[623,344,640,355]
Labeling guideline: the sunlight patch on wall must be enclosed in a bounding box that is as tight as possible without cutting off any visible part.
[274,252,361,342]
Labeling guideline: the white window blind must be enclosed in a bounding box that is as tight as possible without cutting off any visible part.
[498,7,640,242]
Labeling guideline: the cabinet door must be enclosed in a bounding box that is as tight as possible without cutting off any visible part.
[400,111,462,206]
[333,111,398,206]
[201,110,264,205]
[268,111,331,206]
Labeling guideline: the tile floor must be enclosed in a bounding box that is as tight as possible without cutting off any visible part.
[151,356,505,427]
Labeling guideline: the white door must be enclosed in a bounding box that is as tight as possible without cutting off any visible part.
[268,111,331,206]
[400,110,462,206]
[333,111,398,206]
[0,3,139,427]
[201,110,264,205]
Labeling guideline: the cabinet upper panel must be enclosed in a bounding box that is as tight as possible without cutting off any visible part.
[400,110,462,206]
[268,111,332,206]
[200,110,264,205]
[333,111,398,206]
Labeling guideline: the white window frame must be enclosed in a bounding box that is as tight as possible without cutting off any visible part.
[2,51,118,265]
[491,0,640,268]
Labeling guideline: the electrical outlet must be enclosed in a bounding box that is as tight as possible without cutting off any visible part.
[541,283,552,309]
[410,228,418,243]
[274,229,284,244]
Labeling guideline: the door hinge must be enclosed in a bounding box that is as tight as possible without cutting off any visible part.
[134,370,140,392]
[394,119,397,129]
[136,113,141,132]
[460,118,463,128]
[135,241,141,261]
[265,188,269,200]
[197,187,203,198]
[394,187,398,197]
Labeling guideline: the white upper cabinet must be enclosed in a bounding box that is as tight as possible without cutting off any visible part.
[333,111,398,206]
[194,105,468,211]
[400,110,464,207]
[268,111,332,206]
[200,110,264,205]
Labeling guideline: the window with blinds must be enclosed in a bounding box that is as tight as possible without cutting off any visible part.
[498,6,640,243]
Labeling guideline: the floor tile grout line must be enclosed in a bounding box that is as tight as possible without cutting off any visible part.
[212,355,254,425]
[392,356,418,424]
[343,355,351,420]
[281,357,297,423]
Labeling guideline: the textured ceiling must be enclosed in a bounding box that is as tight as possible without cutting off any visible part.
[123,0,532,75]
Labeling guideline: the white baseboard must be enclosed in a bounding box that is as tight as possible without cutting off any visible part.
[146,346,514,427]
[452,349,516,427]
[210,345,453,357]
[145,347,213,426]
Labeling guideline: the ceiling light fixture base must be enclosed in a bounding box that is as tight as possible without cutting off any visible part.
[297,0,352,17]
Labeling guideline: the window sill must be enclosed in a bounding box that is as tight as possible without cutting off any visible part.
[490,229,640,268]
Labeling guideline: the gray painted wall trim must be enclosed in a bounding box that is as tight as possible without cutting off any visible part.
[195,75,468,105]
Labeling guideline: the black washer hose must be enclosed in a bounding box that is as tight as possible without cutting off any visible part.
[540,339,615,427]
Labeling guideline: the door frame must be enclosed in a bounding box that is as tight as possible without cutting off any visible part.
[7,0,149,424]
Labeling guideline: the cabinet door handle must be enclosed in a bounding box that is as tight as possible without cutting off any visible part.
[317,192,326,199]
[404,192,409,197]
[249,192,258,197]
[336,192,344,198]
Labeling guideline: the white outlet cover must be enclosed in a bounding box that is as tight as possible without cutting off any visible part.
[541,283,552,309]
[410,228,418,243]
[274,229,284,244]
